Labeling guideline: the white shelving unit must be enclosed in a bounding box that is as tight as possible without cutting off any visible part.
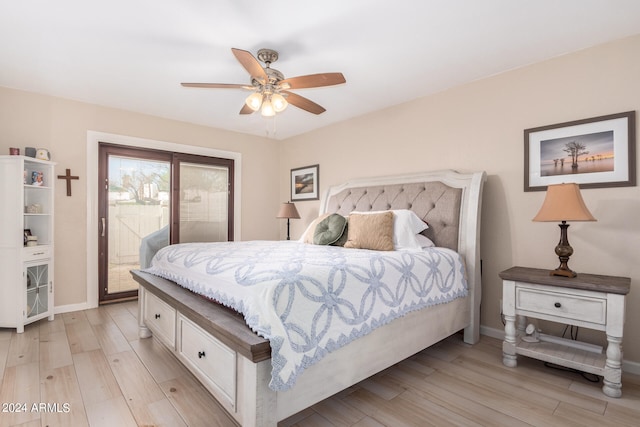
[0,155,56,333]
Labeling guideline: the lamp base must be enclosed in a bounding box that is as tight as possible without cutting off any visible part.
[551,221,577,278]
[550,267,577,278]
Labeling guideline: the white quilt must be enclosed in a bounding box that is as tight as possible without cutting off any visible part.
[145,240,468,391]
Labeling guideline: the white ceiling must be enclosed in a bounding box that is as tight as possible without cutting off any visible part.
[2,1,640,140]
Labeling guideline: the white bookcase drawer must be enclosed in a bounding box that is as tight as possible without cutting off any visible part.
[23,245,51,262]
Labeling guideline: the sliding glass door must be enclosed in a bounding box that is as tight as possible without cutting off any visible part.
[98,145,233,303]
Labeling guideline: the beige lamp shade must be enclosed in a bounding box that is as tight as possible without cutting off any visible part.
[277,202,300,219]
[532,183,596,222]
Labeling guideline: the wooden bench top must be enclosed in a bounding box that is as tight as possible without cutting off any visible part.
[131,270,271,362]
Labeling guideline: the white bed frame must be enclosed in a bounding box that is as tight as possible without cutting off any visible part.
[133,169,486,426]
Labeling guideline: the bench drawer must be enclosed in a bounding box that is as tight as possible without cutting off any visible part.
[177,314,237,410]
[143,291,176,347]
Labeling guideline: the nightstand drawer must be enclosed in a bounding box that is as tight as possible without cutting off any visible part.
[516,287,606,325]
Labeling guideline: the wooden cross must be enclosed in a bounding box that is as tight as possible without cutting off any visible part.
[57,169,79,196]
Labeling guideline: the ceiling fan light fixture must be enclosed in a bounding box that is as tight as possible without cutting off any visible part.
[261,98,276,117]
[245,92,263,111]
[271,93,288,112]
[182,47,346,116]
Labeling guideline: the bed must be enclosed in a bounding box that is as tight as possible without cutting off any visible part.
[131,169,486,426]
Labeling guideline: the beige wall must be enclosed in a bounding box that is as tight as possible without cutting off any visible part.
[0,87,281,308]
[280,34,640,365]
[1,33,638,367]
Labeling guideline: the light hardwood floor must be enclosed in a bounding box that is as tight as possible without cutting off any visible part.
[1,302,639,427]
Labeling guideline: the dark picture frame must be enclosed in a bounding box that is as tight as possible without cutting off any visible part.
[23,229,32,246]
[524,111,636,191]
[291,164,319,201]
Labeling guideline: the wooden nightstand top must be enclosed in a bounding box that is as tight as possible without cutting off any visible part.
[499,266,630,295]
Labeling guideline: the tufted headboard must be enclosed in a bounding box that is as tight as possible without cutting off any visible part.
[319,169,486,343]
[325,181,462,251]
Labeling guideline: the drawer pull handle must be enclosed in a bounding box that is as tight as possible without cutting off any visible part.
[554,302,562,308]
[154,313,161,319]
[198,351,206,359]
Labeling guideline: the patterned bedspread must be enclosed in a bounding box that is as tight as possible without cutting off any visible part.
[144,240,468,391]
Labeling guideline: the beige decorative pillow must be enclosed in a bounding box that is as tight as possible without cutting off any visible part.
[344,211,394,251]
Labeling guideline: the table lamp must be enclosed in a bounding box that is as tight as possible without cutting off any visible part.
[277,201,300,240]
[532,183,596,277]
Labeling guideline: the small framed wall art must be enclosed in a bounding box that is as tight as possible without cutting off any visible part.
[524,111,636,191]
[291,164,319,201]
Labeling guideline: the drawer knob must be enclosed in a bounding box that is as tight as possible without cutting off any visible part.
[554,302,562,308]
[154,313,161,319]
[198,351,206,359]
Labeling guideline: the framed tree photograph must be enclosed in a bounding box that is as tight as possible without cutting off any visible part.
[524,111,636,191]
[291,164,319,201]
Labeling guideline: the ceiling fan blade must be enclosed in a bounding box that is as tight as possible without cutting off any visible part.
[279,73,345,90]
[232,48,268,82]
[283,91,326,115]
[239,104,254,115]
[181,83,250,89]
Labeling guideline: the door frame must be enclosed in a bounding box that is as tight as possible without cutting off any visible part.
[87,131,242,309]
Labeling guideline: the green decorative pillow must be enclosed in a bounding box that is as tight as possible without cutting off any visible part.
[301,213,331,244]
[313,214,348,245]
[332,220,349,247]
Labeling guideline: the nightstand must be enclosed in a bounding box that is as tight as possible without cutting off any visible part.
[500,266,630,397]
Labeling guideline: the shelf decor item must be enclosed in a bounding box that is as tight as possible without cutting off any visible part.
[36,148,51,161]
[532,183,596,277]
[31,171,44,186]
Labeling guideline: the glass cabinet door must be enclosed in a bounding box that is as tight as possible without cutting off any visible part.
[25,263,49,319]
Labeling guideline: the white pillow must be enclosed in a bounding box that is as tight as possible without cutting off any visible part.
[415,233,435,248]
[351,209,428,249]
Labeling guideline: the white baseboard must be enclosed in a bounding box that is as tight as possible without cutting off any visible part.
[480,325,504,340]
[480,325,640,376]
[624,359,640,376]
[54,301,96,315]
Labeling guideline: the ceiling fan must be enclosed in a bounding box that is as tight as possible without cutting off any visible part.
[181,48,346,116]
